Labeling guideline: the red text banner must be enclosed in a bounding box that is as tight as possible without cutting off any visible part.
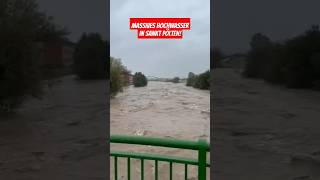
[130,18,191,39]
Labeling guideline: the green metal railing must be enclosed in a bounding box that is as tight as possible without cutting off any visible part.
[110,135,210,180]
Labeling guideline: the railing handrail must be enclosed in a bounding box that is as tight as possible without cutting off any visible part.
[111,151,210,167]
[110,135,210,180]
[110,135,210,151]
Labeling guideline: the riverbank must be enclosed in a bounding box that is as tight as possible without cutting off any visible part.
[213,68,320,180]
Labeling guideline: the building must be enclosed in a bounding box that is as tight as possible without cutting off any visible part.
[122,72,133,85]
[38,39,75,67]
[221,54,247,69]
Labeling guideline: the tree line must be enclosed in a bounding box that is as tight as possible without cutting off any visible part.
[0,0,68,110]
[243,25,320,89]
[74,33,108,79]
[186,70,210,90]
[110,57,128,97]
[0,0,109,111]
[110,57,148,97]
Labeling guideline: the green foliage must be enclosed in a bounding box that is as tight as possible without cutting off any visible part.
[186,72,196,86]
[0,0,67,109]
[243,26,320,89]
[186,70,210,90]
[74,33,107,79]
[194,70,211,89]
[133,72,147,87]
[171,77,180,83]
[243,33,272,78]
[212,48,225,68]
[110,57,128,97]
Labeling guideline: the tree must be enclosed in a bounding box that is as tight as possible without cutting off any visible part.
[243,33,273,78]
[186,72,196,86]
[172,77,180,83]
[133,72,147,87]
[0,0,67,110]
[186,71,210,90]
[243,25,320,89]
[110,57,128,97]
[194,70,211,90]
[212,48,225,68]
[74,33,107,79]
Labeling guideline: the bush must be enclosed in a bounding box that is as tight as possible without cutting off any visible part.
[186,72,196,86]
[133,72,147,87]
[0,0,67,110]
[74,33,107,79]
[110,57,122,97]
[212,48,225,68]
[110,57,126,97]
[243,33,272,78]
[194,70,211,89]
[186,70,210,90]
[171,77,180,83]
[243,26,320,89]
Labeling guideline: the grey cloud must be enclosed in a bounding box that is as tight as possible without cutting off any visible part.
[37,0,107,42]
[214,0,320,54]
[111,0,210,78]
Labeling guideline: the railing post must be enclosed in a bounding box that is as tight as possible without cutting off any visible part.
[110,135,210,180]
[198,139,207,180]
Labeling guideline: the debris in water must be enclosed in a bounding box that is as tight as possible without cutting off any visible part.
[67,120,81,126]
[311,150,320,156]
[201,109,209,114]
[134,129,146,136]
[231,131,251,136]
[290,153,320,164]
[293,175,311,180]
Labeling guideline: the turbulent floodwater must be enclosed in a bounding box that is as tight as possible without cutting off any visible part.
[111,81,210,140]
[0,75,108,180]
[110,81,210,179]
[213,69,320,180]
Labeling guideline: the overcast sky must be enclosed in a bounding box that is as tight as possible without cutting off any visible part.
[214,0,320,54]
[37,0,107,42]
[36,0,320,71]
[111,0,210,78]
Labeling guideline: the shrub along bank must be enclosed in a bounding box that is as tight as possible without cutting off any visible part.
[110,57,129,97]
[243,25,320,89]
[133,72,148,87]
[186,70,210,90]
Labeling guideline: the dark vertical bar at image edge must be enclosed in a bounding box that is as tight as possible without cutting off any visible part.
[106,0,111,179]
[210,0,214,179]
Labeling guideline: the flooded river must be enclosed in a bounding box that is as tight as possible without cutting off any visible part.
[111,81,210,179]
[0,77,209,179]
[111,81,210,140]
[0,75,108,180]
[213,69,320,180]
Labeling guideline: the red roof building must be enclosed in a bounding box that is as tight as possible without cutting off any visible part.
[38,39,75,67]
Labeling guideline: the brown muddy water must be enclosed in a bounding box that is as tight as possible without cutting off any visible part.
[0,75,108,180]
[213,68,320,180]
[111,81,210,180]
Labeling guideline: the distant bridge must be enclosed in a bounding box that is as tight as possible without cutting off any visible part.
[146,76,172,82]
[146,75,160,79]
